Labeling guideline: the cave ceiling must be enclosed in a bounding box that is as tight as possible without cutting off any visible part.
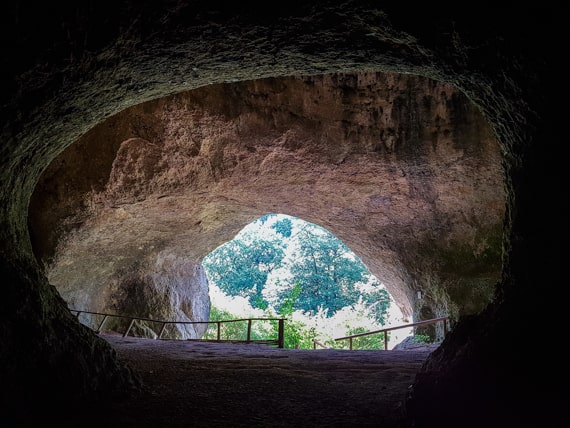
[29,71,505,322]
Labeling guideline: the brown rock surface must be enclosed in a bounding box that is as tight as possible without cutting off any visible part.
[30,72,504,334]
[77,334,435,428]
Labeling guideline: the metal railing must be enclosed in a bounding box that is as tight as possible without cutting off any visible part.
[311,338,331,349]
[70,309,285,348]
[333,316,450,350]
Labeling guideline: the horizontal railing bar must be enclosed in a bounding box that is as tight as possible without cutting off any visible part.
[70,308,286,348]
[187,339,279,344]
[311,338,330,349]
[69,309,283,325]
[334,316,449,341]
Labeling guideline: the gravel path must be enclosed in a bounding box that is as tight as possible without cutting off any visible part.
[83,334,438,428]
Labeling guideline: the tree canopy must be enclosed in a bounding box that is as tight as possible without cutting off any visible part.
[202,214,390,323]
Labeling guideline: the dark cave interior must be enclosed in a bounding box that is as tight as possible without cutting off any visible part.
[0,2,562,427]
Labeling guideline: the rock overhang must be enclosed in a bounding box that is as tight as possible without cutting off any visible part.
[29,72,505,326]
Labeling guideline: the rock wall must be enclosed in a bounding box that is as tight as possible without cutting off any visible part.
[31,72,504,331]
[61,251,210,339]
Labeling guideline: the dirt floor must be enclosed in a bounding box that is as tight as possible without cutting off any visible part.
[76,333,439,428]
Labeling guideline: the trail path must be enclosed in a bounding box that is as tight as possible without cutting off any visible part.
[92,334,437,427]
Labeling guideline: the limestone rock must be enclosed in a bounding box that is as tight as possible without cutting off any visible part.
[32,72,505,333]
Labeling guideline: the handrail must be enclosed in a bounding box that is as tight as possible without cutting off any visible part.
[334,316,449,350]
[70,309,285,348]
[311,338,330,349]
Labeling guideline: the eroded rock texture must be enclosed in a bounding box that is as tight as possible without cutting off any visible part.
[30,72,504,335]
[0,1,560,427]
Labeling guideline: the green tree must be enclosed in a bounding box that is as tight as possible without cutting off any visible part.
[205,306,279,342]
[282,223,389,320]
[203,235,285,309]
[337,326,388,350]
[357,285,391,324]
[205,306,249,340]
[271,215,293,238]
[266,282,317,349]
[203,214,392,327]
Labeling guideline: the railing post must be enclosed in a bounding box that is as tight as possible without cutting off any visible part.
[124,318,136,337]
[217,321,221,341]
[349,337,353,350]
[443,318,448,336]
[158,322,167,339]
[96,315,109,333]
[278,319,284,348]
[247,319,252,342]
[383,333,388,350]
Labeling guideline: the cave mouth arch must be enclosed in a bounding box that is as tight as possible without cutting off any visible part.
[28,71,505,341]
[203,212,411,349]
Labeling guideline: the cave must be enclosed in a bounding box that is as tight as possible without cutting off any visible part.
[0,2,560,428]
[29,71,504,342]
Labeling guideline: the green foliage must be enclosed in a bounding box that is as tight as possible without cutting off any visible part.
[284,223,390,321]
[203,235,285,309]
[271,215,293,238]
[285,320,317,349]
[205,306,279,342]
[412,334,432,344]
[204,306,247,340]
[277,282,302,316]
[257,282,317,349]
[335,326,387,350]
[206,301,316,349]
[203,214,393,339]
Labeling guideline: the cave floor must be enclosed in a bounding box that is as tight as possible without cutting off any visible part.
[83,333,437,428]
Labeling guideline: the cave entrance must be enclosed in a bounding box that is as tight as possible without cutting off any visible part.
[202,213,411,349]
[28,71,505,345]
